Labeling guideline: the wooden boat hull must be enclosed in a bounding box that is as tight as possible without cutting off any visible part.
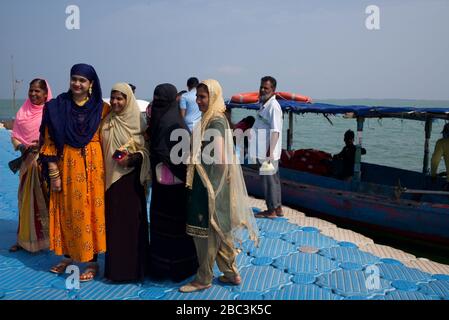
[243,166,449,246]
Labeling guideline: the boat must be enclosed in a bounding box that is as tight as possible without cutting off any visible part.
[226,98,449,246]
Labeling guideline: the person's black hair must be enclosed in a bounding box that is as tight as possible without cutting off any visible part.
[128,83,136,93]
[344,129,355,141]
[29,78,48,93]
[177,90,187,97]
[196,83,208,92]
[245,116,255,126]
[187,77,199,89]
[443,123,449,138]
[261,76,277,90]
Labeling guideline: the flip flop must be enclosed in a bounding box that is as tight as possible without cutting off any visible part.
[179,282,212,293]
[50,259,73,274]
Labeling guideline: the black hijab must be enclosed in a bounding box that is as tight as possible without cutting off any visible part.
[150,83,189,181]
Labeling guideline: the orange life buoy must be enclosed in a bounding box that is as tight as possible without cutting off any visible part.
[276,92,312,103]
[230,91,312,104]
[230,92,259,104]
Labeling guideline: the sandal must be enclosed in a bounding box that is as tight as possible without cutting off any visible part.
[50,258,73,274]
[179,281,212,293]
[254,210,277,219]
[9,244,22,252]
[80,263,99,282]
[218,275,242,285]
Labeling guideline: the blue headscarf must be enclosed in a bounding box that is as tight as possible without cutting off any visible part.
[40,63,104,155]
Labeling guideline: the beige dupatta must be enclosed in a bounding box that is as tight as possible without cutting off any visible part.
[101,83,151,190]
[186,79,259,246]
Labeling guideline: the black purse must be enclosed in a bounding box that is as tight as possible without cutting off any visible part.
[8,156,23,174]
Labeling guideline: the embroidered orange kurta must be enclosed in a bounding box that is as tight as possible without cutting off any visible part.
[41,103,110,262]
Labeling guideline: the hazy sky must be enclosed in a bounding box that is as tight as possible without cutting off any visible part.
[1,0,448,100]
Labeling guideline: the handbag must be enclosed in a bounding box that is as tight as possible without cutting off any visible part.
[8,156,23,174]
[155,162,183,185]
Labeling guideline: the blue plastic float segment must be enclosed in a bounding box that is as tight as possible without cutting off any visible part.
[380,258,404,266]
[418,281,449,299]
[263,231,282,239]
[247,238,298,259]
[0,251,53,269]
[163,286,237,301]
[338,242,358,249]
[273,252,339,275]
[50,278,71,290]
[235,292,265,300]
[291,273,317,285]
[301,227,320,233]
[76,281,142,300]
[256,220,298,234]
[4,288,73,300]
[282,231,338,249]
[373,291,440,300]
[344,295,369,300]
[391,280,419,292]
[232,266,291,292]
[138,287,169,300]
[236,253,254,268]
[432,274,449,282]
[264,284,343,300]
[339,262,363,271]
[318,247,380,266]
[0,267,59,292]
[316,269,393,297]
[251,257,274,266]
[377,264,433,282]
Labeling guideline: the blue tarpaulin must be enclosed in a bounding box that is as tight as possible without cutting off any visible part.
[226,100,449,120]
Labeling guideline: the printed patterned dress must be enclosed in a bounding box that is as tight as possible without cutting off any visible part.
[40,103,109,262]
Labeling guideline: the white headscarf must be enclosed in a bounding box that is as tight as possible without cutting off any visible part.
[101,83,151,190]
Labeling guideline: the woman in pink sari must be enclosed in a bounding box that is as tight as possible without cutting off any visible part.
[10,78,52,252]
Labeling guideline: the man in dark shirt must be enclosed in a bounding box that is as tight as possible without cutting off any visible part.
[333,130,366,180]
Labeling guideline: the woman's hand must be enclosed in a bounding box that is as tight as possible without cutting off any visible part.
[51,177,62,192]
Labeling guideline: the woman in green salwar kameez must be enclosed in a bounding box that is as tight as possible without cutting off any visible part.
[180,79,259,293]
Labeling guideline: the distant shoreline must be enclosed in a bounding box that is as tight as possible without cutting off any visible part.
[0,118,14,130]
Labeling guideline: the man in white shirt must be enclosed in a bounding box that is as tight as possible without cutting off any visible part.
[251,76,283,218]
[180,77,202,133]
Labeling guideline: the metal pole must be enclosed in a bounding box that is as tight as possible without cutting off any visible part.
[422,117,432,174]
[287,110,294,151]
[354,117,365,182]
[11,55,16,111]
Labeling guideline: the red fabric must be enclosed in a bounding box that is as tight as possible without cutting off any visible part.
[280,149,332,176]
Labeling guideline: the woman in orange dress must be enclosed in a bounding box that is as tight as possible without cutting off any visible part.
[39,63,108,282]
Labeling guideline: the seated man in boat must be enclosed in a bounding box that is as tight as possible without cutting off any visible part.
[333,130,366,180]
[234,116,255,163]
[431,123,449,190]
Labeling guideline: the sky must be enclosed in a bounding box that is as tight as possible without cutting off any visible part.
[1,0,448,100]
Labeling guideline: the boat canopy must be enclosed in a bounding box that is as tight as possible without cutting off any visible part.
[226,100,449,121]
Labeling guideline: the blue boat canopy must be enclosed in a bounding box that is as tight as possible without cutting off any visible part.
[226,100,449,121]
